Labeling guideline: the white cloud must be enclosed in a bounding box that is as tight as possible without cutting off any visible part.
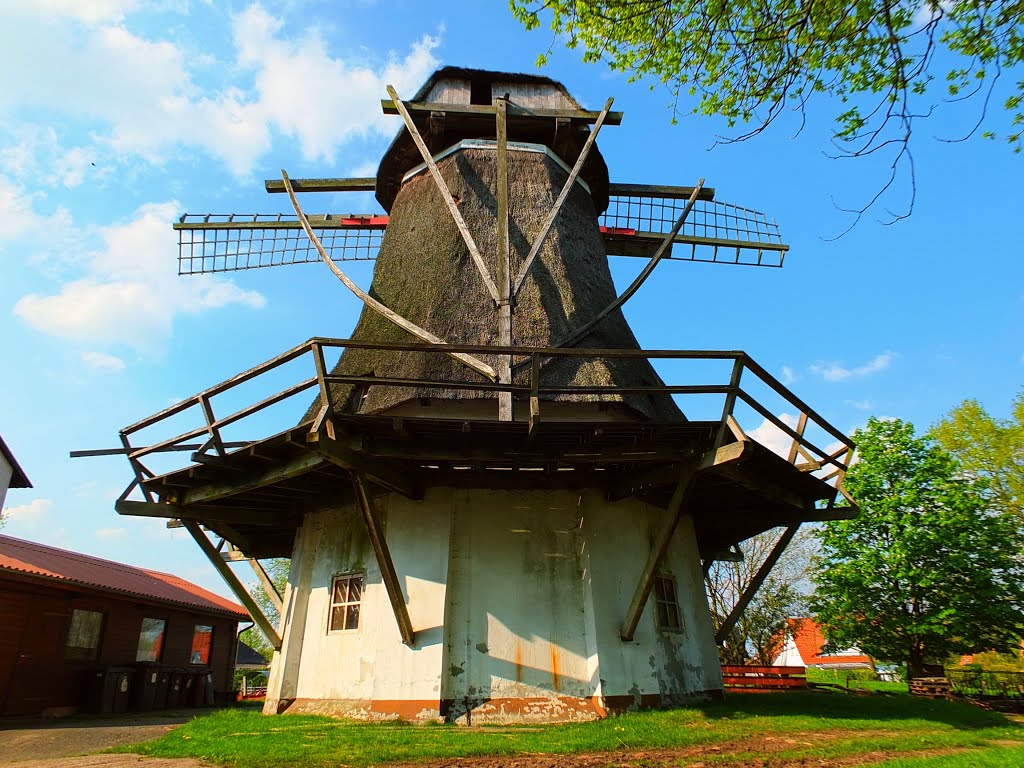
[810,351,895,382]
[82,350,126,371]
[844,399,875,411]
[747,413,800,457]
[0,176,73,243]
[0,4,440,179]
[2,498,54,524]
[96,526,129,539]
[14,201,265,349]
[780,365,797,385]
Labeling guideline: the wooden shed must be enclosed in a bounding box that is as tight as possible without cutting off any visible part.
[0,534,247,716]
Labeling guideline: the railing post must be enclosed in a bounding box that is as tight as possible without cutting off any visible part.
[311,341,335,434]
[120,431,154,502]
[717,356,744,449]
[198,394,225,457]
[787,412,809,465]
[528,352,541,435]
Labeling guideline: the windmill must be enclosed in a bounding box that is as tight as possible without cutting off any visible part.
[96,68,855,722]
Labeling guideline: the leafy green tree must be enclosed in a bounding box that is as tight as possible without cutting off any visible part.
[810,417,1024,679]
[930,393,1024,522]
[511,0,1024,220]
[239,558,289,661]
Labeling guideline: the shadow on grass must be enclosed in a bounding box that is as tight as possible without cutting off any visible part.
[694,689,1009,730]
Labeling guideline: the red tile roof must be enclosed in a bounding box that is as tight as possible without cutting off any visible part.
[787,617,872,666]
[0,534,247,618]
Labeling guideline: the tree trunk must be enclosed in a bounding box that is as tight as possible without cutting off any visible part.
[907,645,926,680]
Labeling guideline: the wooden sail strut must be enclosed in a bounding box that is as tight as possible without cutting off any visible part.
[280,170,497,382]
[386,85,501,303]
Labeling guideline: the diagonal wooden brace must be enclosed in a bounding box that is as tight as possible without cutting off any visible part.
[512,97,614,298]
[182,519,282,650]
[281,170,496,382]
[386,85,500,303]
[620,462,697,640]
[557,179,704,350]
[351,472,415,646]
[714,524,800,645]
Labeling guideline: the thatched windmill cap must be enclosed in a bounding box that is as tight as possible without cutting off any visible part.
[375,66,610,214]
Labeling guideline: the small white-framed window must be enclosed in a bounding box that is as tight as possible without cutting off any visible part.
[654,574,682,631]
[328,572,364,632]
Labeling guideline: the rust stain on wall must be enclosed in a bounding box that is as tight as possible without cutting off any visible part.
[550,646,561,692]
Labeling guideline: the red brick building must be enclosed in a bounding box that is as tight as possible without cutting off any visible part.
[0,534,248,716]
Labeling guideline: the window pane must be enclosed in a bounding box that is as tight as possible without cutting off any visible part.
[346,604,360,629]
[330,606,346,632]
[654,577,668,602]
[347,577,362,603]
[190,624,213,664]
[66,609,103,662]
[136,618,166,662]
[333,579,348,604]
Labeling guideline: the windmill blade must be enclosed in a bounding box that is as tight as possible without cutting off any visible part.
[175,190,788,276]
[175,213,385,275]
[600,190,788,267]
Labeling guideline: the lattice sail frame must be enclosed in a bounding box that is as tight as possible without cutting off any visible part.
[176,195,787,276]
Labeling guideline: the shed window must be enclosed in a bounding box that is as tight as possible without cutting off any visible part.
[136,617,166,662]
[66,609,103,662]
[328,573,363,632]
[190,624,213,664]
[654,575,682,630]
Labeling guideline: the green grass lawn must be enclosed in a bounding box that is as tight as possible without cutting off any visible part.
[117,690,1024,767]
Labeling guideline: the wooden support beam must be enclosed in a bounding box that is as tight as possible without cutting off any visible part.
[620,464,697,641]
[183,520,281,649]
[381,99,624,125]
[512,97,614,298]
[555,179,704,349]
[715,525,799,645]
[281,170,497,382]
[609,183,715,201]
[310,423,421,500]
[116,499,292,527]
[249,556,284,615]
[386,85,500,303]
[179,451,325,505]
[352,472,415,646]
[495,97,513,422]
[264,177,375,194]
[787,412,809,464]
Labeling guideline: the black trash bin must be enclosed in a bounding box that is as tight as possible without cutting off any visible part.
[165,668,185,709]
[187,670,208,707]
[134,663,162,712]
[202,671,215,706]
[152,666,171,710]
[84,667,134,714]
[110,667,135,714]
[181,669,197,708]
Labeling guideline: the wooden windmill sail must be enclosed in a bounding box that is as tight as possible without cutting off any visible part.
[90,68,855,723]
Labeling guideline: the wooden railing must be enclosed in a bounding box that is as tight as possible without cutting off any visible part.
[106,338,855,503]
[721,665,808,690]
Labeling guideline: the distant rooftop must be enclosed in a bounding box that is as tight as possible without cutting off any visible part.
[0,534,247,618]
[0,434,31,488]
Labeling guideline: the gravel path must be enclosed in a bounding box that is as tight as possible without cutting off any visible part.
[0,712,210,766]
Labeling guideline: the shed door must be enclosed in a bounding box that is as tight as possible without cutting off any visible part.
[4,599,69,716]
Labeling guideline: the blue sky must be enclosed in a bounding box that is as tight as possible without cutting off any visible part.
[1,0,1021,599]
